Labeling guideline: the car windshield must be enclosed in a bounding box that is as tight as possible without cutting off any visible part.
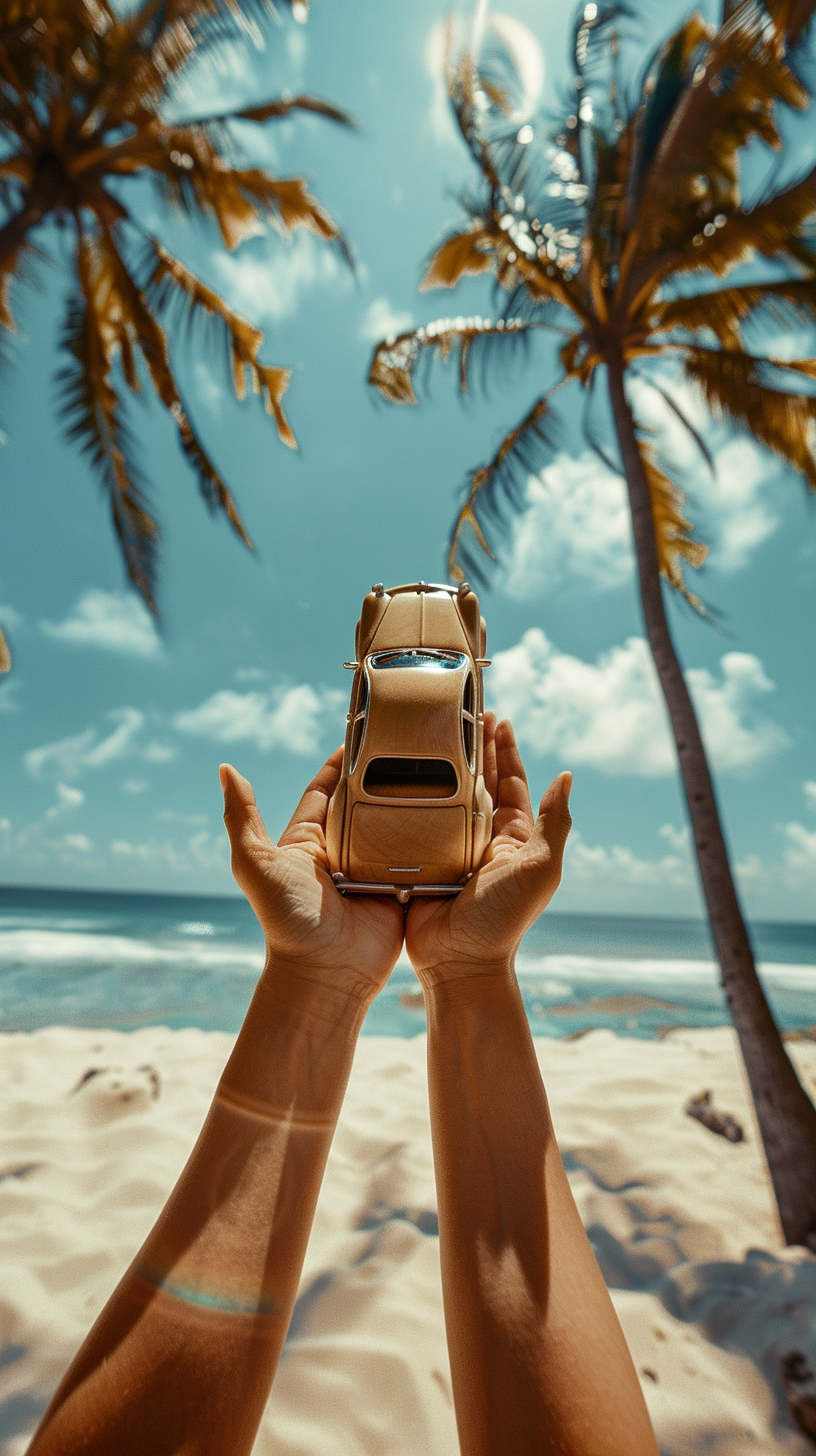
[369,650,466,671]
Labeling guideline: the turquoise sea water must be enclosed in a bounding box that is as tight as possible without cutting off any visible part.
[0,885,814,1039]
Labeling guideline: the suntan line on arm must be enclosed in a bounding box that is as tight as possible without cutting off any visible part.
[27,754,404,1456]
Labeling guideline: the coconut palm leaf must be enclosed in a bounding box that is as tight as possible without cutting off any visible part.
[143,239,295,446]
[448,384,565,584]
[683,345,816,487]
[651,278,816,343]
[0,0,349,612]
[369,315,540,405]
[56,278,159,610]
[636,437,708,598]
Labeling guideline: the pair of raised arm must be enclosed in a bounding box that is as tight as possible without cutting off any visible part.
[28,717,658,1456]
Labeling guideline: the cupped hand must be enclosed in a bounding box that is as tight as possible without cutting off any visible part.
[221,752,405,1004]
[405,715,572,987]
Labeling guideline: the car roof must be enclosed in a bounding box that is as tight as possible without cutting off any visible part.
[361,587,473,658]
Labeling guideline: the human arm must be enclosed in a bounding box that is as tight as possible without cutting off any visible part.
[28,752,404,1456]
[406,717,659,1456]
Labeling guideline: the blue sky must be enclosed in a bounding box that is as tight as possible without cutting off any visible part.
[1,0,814,919]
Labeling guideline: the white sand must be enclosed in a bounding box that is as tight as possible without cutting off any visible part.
[1,1024,816,1455]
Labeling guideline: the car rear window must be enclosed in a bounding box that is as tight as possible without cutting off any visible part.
[363,757,458,798]
[369,650,466,670]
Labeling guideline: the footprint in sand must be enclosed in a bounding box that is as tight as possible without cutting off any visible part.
[69,1065,161,1123]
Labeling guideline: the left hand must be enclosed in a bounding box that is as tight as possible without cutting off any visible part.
[221,751,405,1004]
[405,715,572,986]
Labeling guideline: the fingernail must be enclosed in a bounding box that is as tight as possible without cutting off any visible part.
[561,771,573,800]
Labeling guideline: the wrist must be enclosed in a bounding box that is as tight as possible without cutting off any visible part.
[220,956,369,1122]
[413,955,516,991]
[259,950,379,1016]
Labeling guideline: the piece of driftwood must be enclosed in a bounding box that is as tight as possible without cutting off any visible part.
[784,1025,816,1043]
[780,1351,816,1443]
[685,1090,745,1143]
[542,994,684,1018]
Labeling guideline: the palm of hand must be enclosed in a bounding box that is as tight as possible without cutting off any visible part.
[221,753,404,1000]
[406,719,571,984]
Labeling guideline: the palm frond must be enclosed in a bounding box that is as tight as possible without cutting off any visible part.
[369,316,541,406]
[634,370,716,473]
[448,384,565,583]
[634,1,808,264]
[650,279,816,344]
[56,280,159,611]
[762,0,816,47]
[635,437,708,602]
[143,238,295,446]
[94,225,258,543]
[671,162,816,278]
[212,95,354,127]
[683,345,816,488]
[421,225,496,291]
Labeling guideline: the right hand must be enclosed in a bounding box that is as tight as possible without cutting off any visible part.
[405,715,572,987]
[221,752,405,1005]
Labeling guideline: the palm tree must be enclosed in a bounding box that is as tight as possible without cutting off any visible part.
[0,0,351,616]
[370,0,816,1248]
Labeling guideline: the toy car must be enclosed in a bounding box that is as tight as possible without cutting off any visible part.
[326,581,493,900]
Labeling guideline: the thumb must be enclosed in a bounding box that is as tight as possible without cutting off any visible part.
[220,763,273,860]
[526,771,573,874]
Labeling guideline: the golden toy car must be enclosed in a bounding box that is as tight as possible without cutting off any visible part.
[326,581,493,900]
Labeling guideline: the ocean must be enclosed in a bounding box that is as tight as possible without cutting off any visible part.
[1,884,814,1040]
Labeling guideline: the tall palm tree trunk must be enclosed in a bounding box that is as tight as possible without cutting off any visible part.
[606,343,816,1249]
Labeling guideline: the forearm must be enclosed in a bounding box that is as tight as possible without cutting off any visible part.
[424,963,658,1456]
[29,959,369,1456]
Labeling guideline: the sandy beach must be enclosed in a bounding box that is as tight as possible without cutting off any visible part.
[1,1022,816,1455]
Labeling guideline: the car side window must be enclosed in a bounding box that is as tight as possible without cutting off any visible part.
[349,670,369,773]
[462,672,475,769]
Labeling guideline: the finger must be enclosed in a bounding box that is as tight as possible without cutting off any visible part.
[220,763,273,853]
[278,745,344,846]
[525,771,573,874]
[483,710,498,808]
[491,719,534,843]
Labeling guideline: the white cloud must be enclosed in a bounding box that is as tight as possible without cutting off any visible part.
[0,602,23,632]
[111,829,228,872]
[565,829,693,889]
[41,590,162,660]
[703,438,780,572]
[63,833,93,853]
[173,683,344,755]
[784,821,816,873]
[685,654,789,772]
[0,680,19,714]
[359,297,413,344]
[501,454,633,597]
[45,783,85,819]
[659,822,690,853]
[122,779,149,795]
[803,781,816,811]
[211,233,347,326]
[489,629,788,776]
[25,708,146,780]
[478,14,545,116]
[427,12,544,145]
[426,21,460,146]
[629,372,781,573]
[192,360,226,419]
